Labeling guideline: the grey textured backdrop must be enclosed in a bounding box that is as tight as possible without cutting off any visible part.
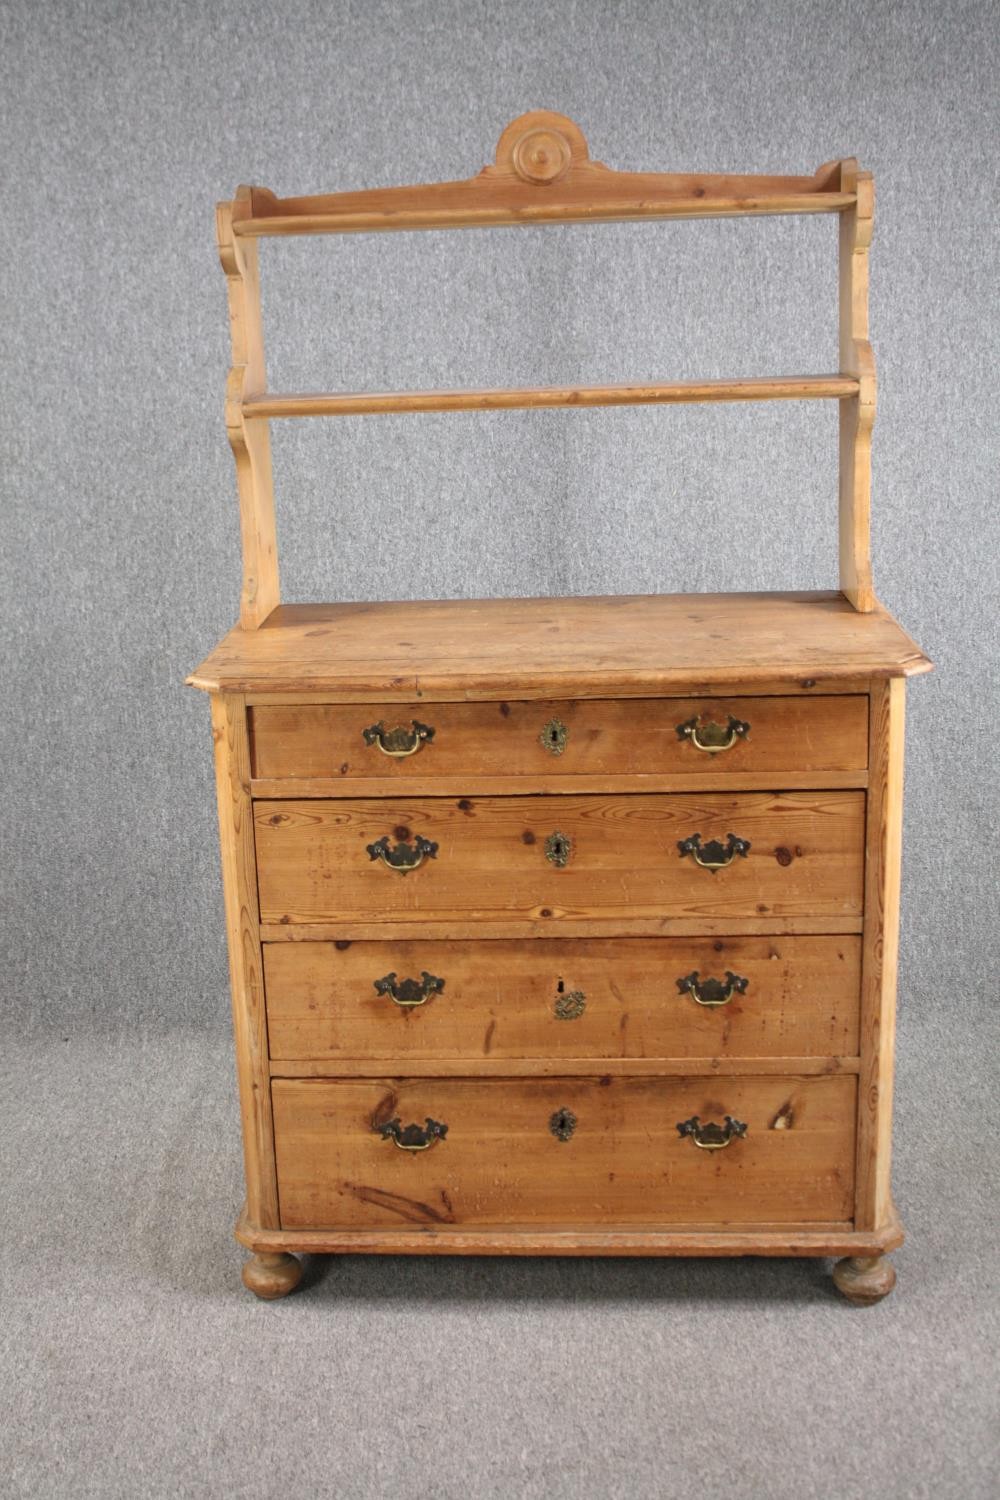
[2,0,998,1036]
[2,3,998,1498]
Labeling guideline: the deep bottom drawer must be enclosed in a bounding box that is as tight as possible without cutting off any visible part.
[272,1075,857,1229]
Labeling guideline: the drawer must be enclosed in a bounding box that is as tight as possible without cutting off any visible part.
[249,696,868,781]
[254,792,866,926]
[264,936,861,1061]
[272,1075,857,1228]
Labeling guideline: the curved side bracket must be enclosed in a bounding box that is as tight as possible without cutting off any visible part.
[838,162,876,612]
[217,187,280,628]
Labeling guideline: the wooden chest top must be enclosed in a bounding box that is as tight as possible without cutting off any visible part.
[188,591,931,699]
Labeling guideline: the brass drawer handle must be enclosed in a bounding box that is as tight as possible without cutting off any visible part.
[676,970,749,1008]
[362,720,435,758]
[374,971,444,1008]
[677,1115,748,1150]
[366,833,438,874]
[675,714,750,754]
[376,1117,448,1151]
[677,832,751,871]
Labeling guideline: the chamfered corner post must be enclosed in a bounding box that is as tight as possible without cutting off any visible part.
[217,186,280,629]
[854,676,905,1238]
[837,159,876,613]
[210,692,280,1245]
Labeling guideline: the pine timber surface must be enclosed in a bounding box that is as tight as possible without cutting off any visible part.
[189,592,932,698]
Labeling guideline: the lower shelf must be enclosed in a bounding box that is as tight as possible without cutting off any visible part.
[235,1202,904,1259]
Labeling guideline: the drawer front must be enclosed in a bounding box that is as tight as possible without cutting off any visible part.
[264,936,861,1061]
[254,792,865,925]
[250,696,868,781]
[272,1075,857,1228]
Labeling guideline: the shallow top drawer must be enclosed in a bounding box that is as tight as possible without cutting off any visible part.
[250,696,867,782]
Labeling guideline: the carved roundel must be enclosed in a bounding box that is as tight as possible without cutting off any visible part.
[512,127,572,184]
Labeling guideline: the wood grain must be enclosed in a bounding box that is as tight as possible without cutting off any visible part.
[271,1074,857,1228]
[211,694,279,1226]
[188,593,932,697]
[855,679,905,1229]
[249,694,868,782]
[263,935,861,1062]
[253,791,866,927]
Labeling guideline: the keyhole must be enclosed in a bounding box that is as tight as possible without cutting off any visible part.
[540,718,568,756]
[545,830,572,867]
[557,979,565,994]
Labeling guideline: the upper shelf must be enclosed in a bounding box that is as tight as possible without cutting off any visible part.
[227,110,858,239]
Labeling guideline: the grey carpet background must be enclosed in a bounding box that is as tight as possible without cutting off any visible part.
[1,1,997,1497]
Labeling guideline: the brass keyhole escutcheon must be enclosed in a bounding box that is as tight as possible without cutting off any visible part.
[545,831,572,868]
[554,987,586,1020]
[549,1107,577,1141]
[540,718,568,756]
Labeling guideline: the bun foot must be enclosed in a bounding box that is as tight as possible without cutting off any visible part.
[242,1251,303,1300]
[832,1254,896,1306]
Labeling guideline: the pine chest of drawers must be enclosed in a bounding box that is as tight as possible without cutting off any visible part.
[189,115,931,1303]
